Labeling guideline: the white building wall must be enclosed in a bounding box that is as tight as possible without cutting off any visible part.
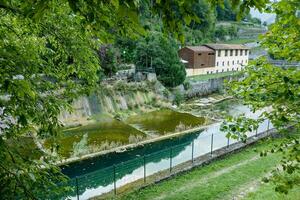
[215,49,249,72]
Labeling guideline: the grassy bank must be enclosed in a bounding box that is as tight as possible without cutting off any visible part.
[112,137,299,200]
[187,71,236,81]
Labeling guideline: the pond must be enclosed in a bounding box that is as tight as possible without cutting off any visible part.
[126,108,207,135]
[44,114,146,158]
[44,109,207,159]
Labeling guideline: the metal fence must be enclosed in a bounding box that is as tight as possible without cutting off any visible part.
[58,120,272,200]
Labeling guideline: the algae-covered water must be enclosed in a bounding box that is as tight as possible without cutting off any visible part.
[126,108,206,135]
[44,109,207,159]
[44,115,146,158]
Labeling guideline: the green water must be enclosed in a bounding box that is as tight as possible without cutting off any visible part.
[45,109,207,159]
[126,108,206,135]
[44,115,146,158]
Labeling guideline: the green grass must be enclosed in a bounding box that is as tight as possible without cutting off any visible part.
[187,71,237,81]
[244,182,300,200]
[224,38,257,44]
[113,137,296,200]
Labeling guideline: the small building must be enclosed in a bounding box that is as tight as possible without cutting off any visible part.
[178,44,250,76]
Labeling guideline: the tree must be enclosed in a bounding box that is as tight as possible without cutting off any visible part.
[135,33,186,87]
[115,37,137,64]
[222,0,300,194]
[216,0,237,21]
[0,0,270,198]
[98,44,119,77]
[0,3,99,199]
[189,0,216,33]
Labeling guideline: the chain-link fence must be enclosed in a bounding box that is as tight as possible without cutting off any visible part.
[58,120,273,200]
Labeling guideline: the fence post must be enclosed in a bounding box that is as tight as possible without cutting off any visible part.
[169,147,172,172]
[227,136,230,148]
[255,126,258,137]
[191,140,194,164]
[143,155,146,183]
[113,165,117,195]
[75,177,79,200]
[211,134,214,156]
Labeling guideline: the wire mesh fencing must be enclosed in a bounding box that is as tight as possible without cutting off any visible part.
[60,120,273,200]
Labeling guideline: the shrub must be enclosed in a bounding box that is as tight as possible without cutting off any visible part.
[173,91,184,106]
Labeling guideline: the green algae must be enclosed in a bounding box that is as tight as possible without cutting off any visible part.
[126,108,206,135]
[45,109,207,159]
[44,114,146,158]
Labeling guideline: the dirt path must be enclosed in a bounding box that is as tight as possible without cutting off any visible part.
[154,155,260,200]
[226,168,275,200]
[224,180,261,200]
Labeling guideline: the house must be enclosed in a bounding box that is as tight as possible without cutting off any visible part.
[178,44,250,76]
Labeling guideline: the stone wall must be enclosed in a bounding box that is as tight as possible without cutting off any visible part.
[185,76,238,98]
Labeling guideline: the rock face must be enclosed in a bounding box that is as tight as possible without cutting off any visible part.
[59,81,167,125]
[147,73,157,82]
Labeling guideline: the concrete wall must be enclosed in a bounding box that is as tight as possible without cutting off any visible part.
[186,67,242,76]
[185,76,239,98]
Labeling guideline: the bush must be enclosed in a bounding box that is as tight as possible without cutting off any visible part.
[173,91,184,106]
[183,81,191,90]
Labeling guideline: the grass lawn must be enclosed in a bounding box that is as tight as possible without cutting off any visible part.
[187,71,237,82]
[113,137,300,200]
[224,38,257,44]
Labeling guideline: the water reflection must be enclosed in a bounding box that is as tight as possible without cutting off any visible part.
[60,105,273,199]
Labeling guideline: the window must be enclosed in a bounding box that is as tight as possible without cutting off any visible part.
[198,53,202,56]
[245,60,247,64]
[227,61,229,66]
[222,69,224,72]
[235,49,238,56]
[237,60,239,64]
[225,50,228,56]
[217,62,219,66]
[207,71,209,74]
[208,53,215,55]
[232,60,234,65]
[218,50,221,57]
[240,49,243,56]
[201,64,205,66]
[230,50,233,56]
[222,61,224,66]
[245,50,248,55]
[241,60,243,64]
[232,68,234,71]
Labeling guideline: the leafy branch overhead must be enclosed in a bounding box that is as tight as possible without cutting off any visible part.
[1,0,268,42]
[0,0,287,199]
[223,0,300,193]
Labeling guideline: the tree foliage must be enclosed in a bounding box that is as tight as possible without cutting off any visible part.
[222,0,300,193]
[98,44,119,77]
[0,2,100,199]
[135,33,186,87]
[0,0,270,198]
